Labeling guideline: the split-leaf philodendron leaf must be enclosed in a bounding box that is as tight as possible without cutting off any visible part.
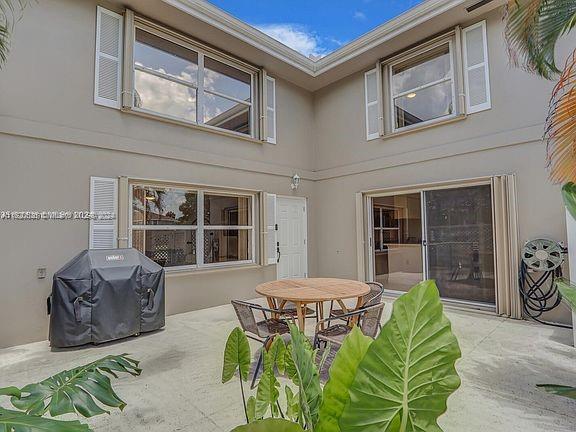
[339,280,461,432]
[10,354,141,418]
[231,418,306,432]
[0,407,91,432]
[222,327,251,383]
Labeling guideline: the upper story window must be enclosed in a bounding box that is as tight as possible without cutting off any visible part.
[93,7,277,143]
[133,27,253,137]
[390,43,454,131]
[364,21,491,140]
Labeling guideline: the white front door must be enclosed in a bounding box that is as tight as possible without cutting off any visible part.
[277,197,307,279]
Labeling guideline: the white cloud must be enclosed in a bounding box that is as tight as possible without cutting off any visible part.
[353,11,367,20]
[254,24,329,58]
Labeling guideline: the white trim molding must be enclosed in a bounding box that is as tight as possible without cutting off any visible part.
[161,0,500,78]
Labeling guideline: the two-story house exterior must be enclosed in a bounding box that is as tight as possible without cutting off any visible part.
[0,0,572,347]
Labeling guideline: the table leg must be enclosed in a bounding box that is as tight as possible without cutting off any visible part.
[317,301,325,330]
[266,297,278,319]
[349,296,365,326]
[336,299,349,314]
[295,301,306,332]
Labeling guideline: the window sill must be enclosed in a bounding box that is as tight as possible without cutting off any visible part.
[380,114,467,141]
[165,262,262,277]
[122,107,265,145]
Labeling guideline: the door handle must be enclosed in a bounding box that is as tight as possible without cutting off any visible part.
[276,242,281,263]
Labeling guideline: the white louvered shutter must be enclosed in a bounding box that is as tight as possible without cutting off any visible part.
[463,21,491,114]
[266,76,277,144]
[265,193,277,265]
[94,6,123,108]
[89,177,118,249]
[364,69,379,140]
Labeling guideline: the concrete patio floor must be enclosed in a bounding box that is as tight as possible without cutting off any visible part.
[1,301,576,431]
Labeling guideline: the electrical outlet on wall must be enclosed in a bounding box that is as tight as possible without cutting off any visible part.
[37,267,47,279]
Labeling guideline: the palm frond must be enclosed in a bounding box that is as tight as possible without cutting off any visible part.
[546,49,576,183]
[505,0,576,79]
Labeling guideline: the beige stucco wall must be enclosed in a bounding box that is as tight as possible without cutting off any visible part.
[0,134,317,348]
[0,0,317,347]
[311,8,574,324]
[0,1,573,347]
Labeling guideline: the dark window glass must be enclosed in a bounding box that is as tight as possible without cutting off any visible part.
[204,229,251,264]
[203,93,250,135]
[132,229,196,267]
[134,29,198,84]
[204,57,251,101]
[204,194,251,226]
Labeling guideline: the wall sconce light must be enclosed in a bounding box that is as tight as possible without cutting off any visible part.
[291,174,301,191]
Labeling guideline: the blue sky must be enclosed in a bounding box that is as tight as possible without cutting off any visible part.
[208,0,424,58]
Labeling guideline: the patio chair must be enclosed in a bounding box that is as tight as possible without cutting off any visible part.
[314,302,385,349]
[328,281,383,324]
[231,300,290,388]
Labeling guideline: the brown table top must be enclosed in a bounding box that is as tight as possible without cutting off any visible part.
[255,278,370,303]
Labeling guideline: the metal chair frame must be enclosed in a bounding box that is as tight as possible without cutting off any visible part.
[314,302,385,349]
[231,300,291,388]
[327,281,384,326]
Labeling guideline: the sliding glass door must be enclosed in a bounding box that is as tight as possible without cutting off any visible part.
[424,185,495,305]
[370,183,496,306]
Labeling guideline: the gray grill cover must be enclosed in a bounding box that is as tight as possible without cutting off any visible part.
[49,248,165,348]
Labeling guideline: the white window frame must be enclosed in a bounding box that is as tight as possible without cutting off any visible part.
[372,205,402,252]
[129,182,257,272]
[387,38,457,134]
[128,19,257,140]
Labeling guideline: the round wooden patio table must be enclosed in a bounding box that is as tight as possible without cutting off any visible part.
[255,278,370,331]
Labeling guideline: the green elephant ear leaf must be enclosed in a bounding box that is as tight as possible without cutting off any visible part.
[288,324,322,429]
[537,384,576,400]
[231,418,305,432]
[284,343,299,384]
[223,327,251,383]
[285,386,300,423]
[255,367,280,418]
[0,406,91,432]
[556,278,576,311]
[562,183,576,220]
[340,280,461,432]
[11,354,141,418]
[316,326,373,432]
[247,396,257,423]
[264,335,286,375]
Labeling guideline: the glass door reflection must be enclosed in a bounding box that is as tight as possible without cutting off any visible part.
[373,194,423,293]
[423,185,495,305]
